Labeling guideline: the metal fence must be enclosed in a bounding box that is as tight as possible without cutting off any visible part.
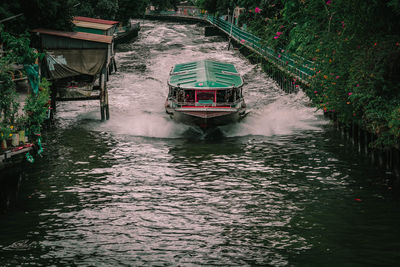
[205,15,315,81]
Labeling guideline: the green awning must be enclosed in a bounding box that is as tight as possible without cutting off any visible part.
[168,60,243,89]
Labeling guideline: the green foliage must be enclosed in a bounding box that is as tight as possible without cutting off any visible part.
[74,0,148,24]
[1,0,149,34]
[204,0,400,148]
[0,27,49,144]
[196,0,218,13]
[0,70,19,138]
[0,26,37,65]
[150,0,179,11]
[19,0,75,31]
[75,0,119,20]
[0,26,32,141]
[74,2,96,19]
[118,0,149,24]
[196,0,266,14]
[24,78,51,136]
[95,0,119,20]
[0,1,26,33]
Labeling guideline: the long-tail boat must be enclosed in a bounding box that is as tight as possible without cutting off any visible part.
[165,60,246,129]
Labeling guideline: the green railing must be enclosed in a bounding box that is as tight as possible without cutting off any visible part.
[146,11,315,82]
[205,15,315,81]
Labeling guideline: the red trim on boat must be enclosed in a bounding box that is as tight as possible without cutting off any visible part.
[181,106,231,108]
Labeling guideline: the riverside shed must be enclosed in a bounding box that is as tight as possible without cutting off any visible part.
[73,16,119,36]
[32,28,113,120]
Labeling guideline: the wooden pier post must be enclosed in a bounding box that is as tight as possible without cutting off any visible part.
[393,149,400,178]
[50,85,57,120]
[100,67,106,121]
[105,87,110,120]
[357,126,364,153]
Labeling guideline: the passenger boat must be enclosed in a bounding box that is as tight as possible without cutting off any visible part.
[114,22,140,45]
[165,60,246,129]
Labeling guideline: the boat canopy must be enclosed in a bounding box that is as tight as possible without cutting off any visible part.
[168,60,243,89]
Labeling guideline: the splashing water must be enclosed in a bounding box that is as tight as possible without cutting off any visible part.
[87,21,325,139]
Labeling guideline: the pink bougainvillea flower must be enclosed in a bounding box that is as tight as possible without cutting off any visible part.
[348,92,352,96]
[255,7,261,13]
[280,25,284,29]
[374,42,377,46]
[326,0,331,5]
[240,39,245,44]
[336,75,340,79]
[278,54,281,58]
[314,91,318,94]
[274,36,279,39]
[276,31,283,36]
[356,84,360,87]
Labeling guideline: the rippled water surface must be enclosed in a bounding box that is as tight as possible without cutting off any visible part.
[1,20,400,266]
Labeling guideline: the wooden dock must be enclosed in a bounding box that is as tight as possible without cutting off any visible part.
[0,145,33,171]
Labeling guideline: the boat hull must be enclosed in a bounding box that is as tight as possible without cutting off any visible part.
[166,106,246,129]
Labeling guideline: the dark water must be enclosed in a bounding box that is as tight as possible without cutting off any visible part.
[1,20,400,266]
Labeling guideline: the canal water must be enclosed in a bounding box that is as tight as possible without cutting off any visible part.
[1,20,400,266]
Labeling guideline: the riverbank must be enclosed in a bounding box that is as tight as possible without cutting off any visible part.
[193,2,400,150]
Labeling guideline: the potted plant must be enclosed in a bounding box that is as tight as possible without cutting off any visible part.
[0,124,11,150]
[15,115,28,144]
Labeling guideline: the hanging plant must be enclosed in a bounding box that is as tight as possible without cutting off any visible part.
[23,78,51,138]
[0,68,20,137]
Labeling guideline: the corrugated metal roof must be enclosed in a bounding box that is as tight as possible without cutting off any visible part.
[73,20,114,30]
[168,60,243,89]
[32,29,113,44]
[73,16,119,25]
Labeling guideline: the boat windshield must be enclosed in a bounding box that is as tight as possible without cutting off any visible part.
[196,91,215,102]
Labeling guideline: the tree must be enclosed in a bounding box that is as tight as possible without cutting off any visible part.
[150,0,179,11]
[196,0,218,14]
[118,0,149,24]
[19,0,75,31]
[93,0,119,20]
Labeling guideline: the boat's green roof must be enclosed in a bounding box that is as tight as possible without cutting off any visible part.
[168,60,243,89]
